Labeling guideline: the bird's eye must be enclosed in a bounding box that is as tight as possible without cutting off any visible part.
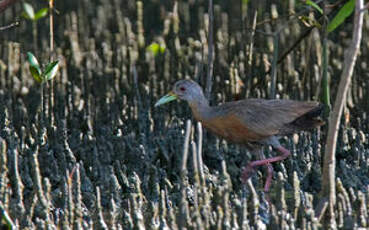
[179,87,186,92]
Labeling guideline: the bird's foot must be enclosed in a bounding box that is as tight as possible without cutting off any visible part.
[241,164,255,183]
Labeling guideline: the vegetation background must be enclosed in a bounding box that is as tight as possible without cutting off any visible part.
[0,0,368,229]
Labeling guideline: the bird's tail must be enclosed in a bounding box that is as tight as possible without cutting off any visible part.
[291,104,325,130]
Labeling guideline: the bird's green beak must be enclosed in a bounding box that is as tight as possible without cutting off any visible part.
[155,92,178,107]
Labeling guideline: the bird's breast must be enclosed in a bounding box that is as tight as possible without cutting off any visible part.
[189,103,268,143]
[200,114,265,143]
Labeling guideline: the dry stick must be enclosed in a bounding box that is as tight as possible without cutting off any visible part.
[196,122,204,186]
[191,141,203,229]
[196,122,211,228]
[181,120,191,174]
[205,0,214,101]
[179,120,191,229]
[320,0,364,225]
[49,0,54,53]
[192,141,200,186]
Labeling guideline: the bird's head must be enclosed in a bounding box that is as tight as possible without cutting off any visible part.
[155,79,205,106]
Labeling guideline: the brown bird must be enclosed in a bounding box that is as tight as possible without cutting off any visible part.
[155,79,324,191]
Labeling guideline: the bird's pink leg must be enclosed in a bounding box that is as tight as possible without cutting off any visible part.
[264,163,274,192]
[242,146,291,191]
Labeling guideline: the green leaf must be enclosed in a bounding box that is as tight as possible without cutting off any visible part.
[305,0,323,14]
[43,61,59,81]
[23,2,35,20]
[328,0,355,32]
[27,52,42,82]
[30,66,43,83]
[34,8,48,20]
[159,45,166,54]
[27,52,40,69]
[147,42,166,56]
[27,52,42,83]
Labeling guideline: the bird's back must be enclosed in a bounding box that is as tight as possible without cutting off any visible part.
[198,98,323,144]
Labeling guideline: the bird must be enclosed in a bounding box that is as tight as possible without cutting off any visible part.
[155,79,324,192]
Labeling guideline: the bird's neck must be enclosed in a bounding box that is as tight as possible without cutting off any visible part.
[188,98,212,122]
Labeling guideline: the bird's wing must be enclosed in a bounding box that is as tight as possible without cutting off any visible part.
[215,99,320,139]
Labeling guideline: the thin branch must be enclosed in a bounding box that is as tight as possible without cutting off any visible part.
[196,122,204,186]
[179,119,192,229]
[49,0,54,53]
[321,0,364,223]
[276,26,314,65]
[181,120,192,173]
[0,21,19,31]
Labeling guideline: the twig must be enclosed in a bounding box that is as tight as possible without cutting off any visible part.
[321,0,364,223]
[179,119,192,229]
[0,21,19,31]
[49,0,54,53]
[276,26,314,65]
[181,120,192,173]
[196,122,204,186]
